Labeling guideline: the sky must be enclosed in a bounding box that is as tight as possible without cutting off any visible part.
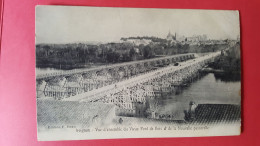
[36,6,240,44]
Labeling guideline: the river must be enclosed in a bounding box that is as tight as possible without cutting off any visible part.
[155,73,241,119]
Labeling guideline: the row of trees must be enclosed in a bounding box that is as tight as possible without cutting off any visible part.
[36,37,229,69]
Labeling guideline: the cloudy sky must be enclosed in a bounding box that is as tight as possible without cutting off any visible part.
[36,6,240,44]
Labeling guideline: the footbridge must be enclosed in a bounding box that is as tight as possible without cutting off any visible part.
[36,53,195,98]
[36,53,195,80]
[65,52,220,102]
[36,52,221,116]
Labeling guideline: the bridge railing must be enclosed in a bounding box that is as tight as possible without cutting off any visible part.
[61,52,220,102]
[36,53,195,80]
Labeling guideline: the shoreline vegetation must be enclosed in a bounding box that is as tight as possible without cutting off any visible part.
[208,42,241,81]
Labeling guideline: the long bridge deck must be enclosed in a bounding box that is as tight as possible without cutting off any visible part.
[62,52,220,102]
[36,53,195,80]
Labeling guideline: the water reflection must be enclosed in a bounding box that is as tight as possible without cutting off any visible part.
[214,72,241,82]
[146,73,241,120]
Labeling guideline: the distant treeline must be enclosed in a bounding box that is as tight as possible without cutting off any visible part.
[120,36,168,43]
[36,37,229,69]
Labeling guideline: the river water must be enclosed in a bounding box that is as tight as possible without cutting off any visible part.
[155,73,241,119]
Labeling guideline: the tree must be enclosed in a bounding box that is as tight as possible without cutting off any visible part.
[129,48,136,59]
[143,45,152,59]
[106,49,120,63]
[106,49,114,63]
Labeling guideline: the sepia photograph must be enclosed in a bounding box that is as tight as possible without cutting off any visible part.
[35,6,241,141]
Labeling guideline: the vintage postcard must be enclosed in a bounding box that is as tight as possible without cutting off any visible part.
[36,6,241,141]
